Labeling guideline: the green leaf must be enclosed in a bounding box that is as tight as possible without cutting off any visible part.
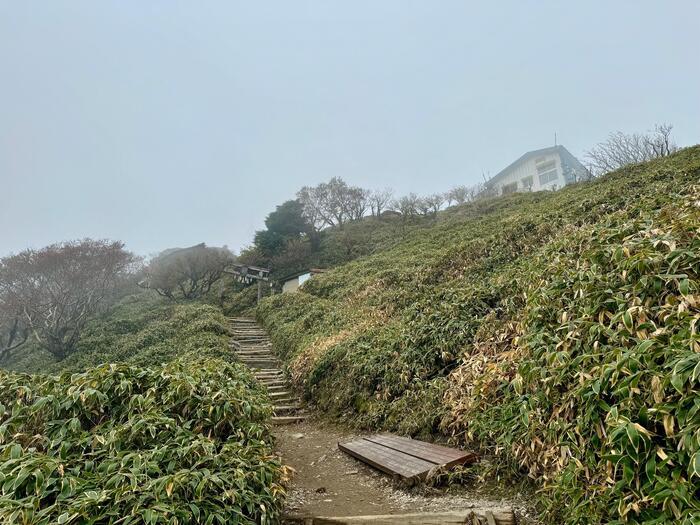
[9,444,21,459]
[622,311,633,331]
[690,452,700,479]
[645,455,656,481]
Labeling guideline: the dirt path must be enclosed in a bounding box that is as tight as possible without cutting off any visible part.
[228,318,538,522]
[274,416,537,521]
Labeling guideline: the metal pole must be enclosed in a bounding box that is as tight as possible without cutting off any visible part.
[257,280,262,303]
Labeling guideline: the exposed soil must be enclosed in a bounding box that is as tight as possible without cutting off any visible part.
[273,415,539,522]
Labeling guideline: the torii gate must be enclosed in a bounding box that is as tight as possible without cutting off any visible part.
[224,263,271,303]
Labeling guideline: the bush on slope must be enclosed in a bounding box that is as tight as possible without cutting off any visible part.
[256,146,700,524]
[0,293,285,524]
[6,293,232,375]
[446,190,700,523]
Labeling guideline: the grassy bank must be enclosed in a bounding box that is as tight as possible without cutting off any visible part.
[0,293,285,524]
[256,146,700,524]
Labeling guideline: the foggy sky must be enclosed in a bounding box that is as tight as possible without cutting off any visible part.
[1,1,699,258]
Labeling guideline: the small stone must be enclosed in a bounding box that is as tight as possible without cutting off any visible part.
[291,433,304,439]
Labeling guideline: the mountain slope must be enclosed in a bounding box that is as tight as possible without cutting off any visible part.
[257,146,700,524]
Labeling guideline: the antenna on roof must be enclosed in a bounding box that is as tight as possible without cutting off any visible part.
[554,132,557,146]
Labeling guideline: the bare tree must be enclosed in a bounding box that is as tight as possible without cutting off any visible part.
[446,185,470,206]
[347,187,370,221]
[392,193,420,218]
[0,309,29,362]
[297,177,370,230]
[468,183,488,201]
[143,243,234,300]
[296,185,328,244]
[424,193,445,215]
[0,239,137,360]
[416,197,431,216]
[585,123,678,177]
[369,188,394,217]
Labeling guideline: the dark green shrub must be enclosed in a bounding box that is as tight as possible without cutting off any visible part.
[0,357,283,524]
[0,292,285,523]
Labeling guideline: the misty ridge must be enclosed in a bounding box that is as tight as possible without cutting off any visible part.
[1,3,699,525]
[0,122,681,363]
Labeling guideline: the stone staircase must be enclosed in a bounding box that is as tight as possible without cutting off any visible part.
[229,317,307,425]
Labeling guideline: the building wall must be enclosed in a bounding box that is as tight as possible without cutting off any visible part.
[282,272,312,293]
[492,152,565,195]
[282,277,300,293]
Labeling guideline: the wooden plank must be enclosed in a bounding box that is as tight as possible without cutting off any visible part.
[338,439,435,480]
[365,434,477,467]
[283,509,515,525]
[272,415,308,424]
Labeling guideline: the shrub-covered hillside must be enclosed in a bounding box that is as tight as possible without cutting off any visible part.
[4,294,229,374]
[0,294,285,524]
[257,146,700,524]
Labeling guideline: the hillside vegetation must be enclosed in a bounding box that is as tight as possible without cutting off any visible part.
[257,146,700,524]
[0,294,285,524]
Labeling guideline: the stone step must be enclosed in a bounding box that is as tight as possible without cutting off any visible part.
[272,415,308,425]
[270,396,297,405]
[268,391,292,398]
[242,363,279,370]
[237,351,274,357]
[259,379,286,386]
[273,404,301,414]
[230,321,307,423]
[242,362,280,369]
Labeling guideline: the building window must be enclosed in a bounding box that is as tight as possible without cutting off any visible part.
[502,182,517,194]
[536,159,556,171]
[536,158,559,185]
[521,176,533,190]
[539,171,559,185]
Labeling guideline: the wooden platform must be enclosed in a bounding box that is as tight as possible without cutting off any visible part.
[338,433,477,482]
